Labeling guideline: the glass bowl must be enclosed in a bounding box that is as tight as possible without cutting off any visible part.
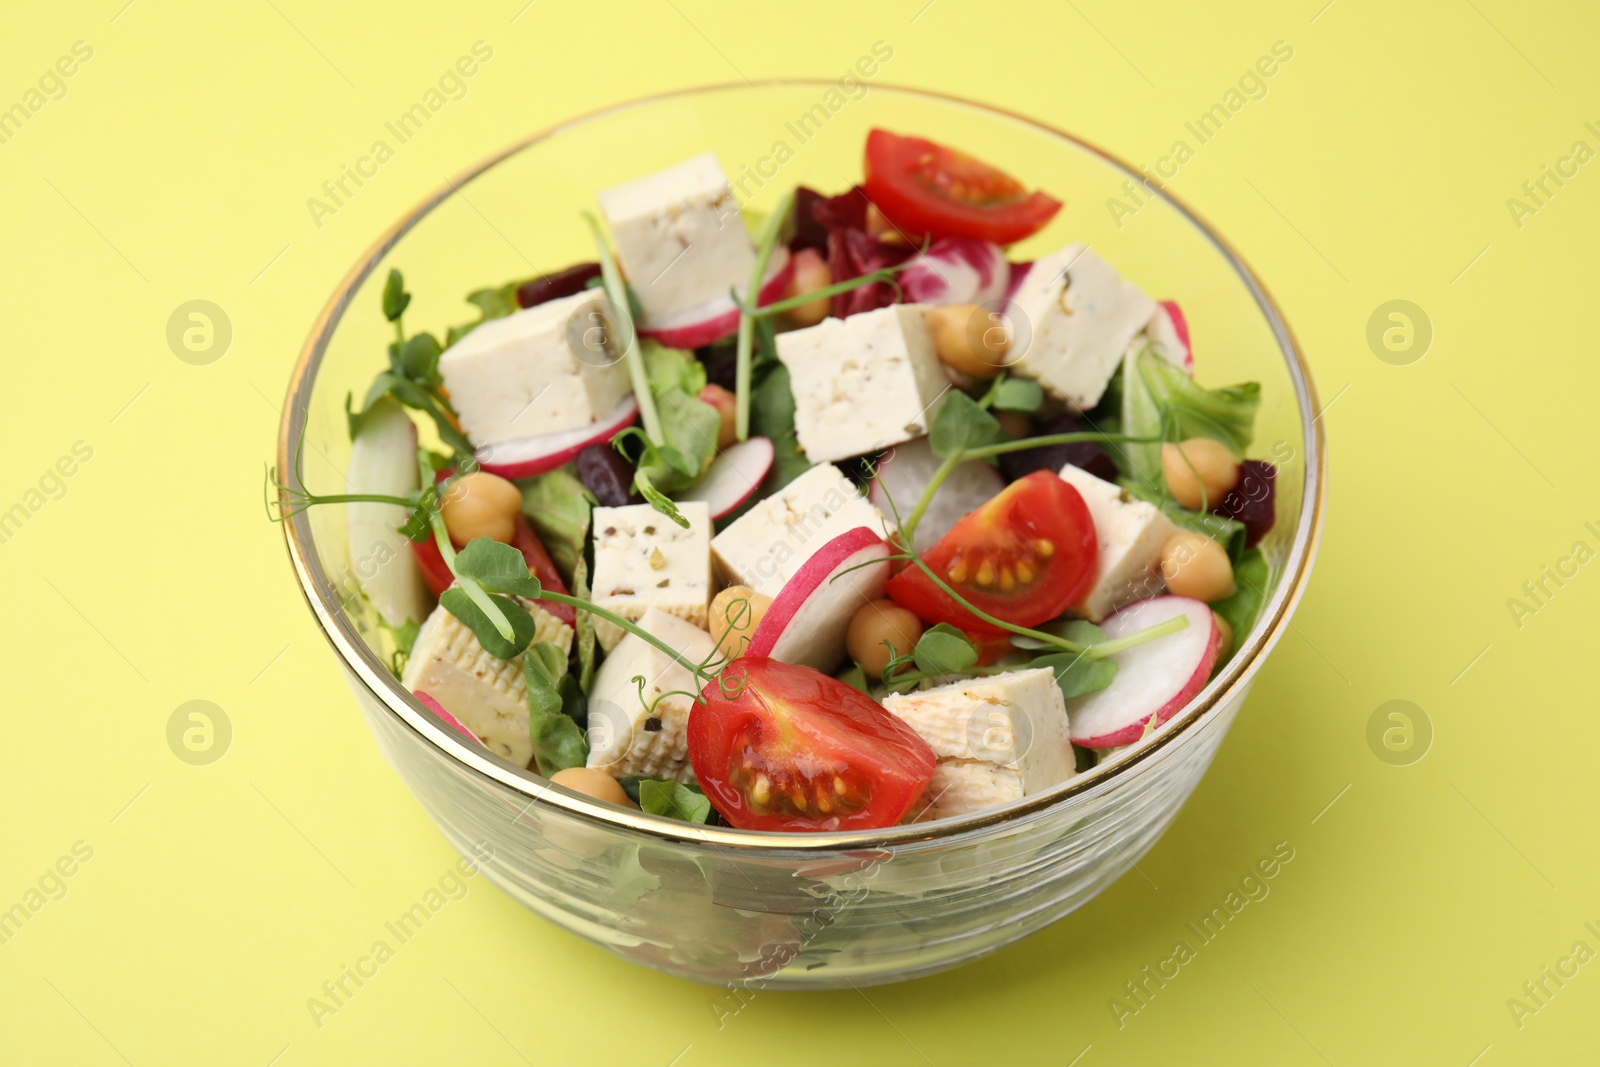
[276,81,1325,988]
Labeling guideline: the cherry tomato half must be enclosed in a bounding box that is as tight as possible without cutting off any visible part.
[410,514,575,625]
[863,129,1063,246]
[689,658,936,832]
[885,471,1096,635]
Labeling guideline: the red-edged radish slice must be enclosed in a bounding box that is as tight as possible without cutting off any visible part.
[746,526,891,672]
[1066,596,1220,748]
[346,397,429,629]
[675,436,774,520]
[475,395,639,479]
[868,437,1003,553]
[1153,300,1192,372]
[638,246,794,349]
[413,690,481,745]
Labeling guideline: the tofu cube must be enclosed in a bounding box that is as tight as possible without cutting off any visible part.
[909,761,1025,822]
[438,288,630,446]
[589,501,713,651]
[596,152,755,322]
[1004,245,1157,410]
[710,463,894,597]
[776,304,951,463]
[401,599,574,767]
[1057,464,1177,621]
[586,608,716,782]
[883,667,1077,820]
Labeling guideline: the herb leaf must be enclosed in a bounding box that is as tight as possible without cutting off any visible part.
[990,377,1044,413]
[929,390,1002,460]
[452,538,544,597]
[382,268,411,322]
[913,623,980,676]
[524,643,587,776]
[1030,651,1118,701]
[638,779,714,824]
[439,588,537,660]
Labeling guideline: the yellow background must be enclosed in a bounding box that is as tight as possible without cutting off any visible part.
[2,0,1594,1063]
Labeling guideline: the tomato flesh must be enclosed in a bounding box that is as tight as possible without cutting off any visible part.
[864,129,1063,245]
[886,471,1096,635]
[410,514,574,625]
[689,658,936,832]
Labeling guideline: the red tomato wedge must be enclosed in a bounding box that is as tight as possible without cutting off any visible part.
[689,658,936,832]
[885,471,1096,635]
[410,514,575,625]
[863,129,1063,246]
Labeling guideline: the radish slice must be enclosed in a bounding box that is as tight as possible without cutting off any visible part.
[1152,300,1192,372]
[868,437,1003,552]
[1066,596,1220,748]
[346,397,429,629]
[900,238,1010,306]
[675,436,774,520]
[746,527,891,672]
[475,395,639,479]
[638,246,794,349]
[413,690,481,745]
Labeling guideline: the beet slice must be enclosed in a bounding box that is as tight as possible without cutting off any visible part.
[515,262,602,309]
[1214,459,1276,547]
[576,443,637,507]
[997,412,1119,484]
[790,186,832,252]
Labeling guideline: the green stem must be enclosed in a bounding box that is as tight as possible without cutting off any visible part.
[738,265,906,319]
[536,591,710,694]
[423,456,515,642]
[584,212,662,445]
[899,449,963,549]
[903,556,1187,658]
[735,190,794,442]
[963,431,1166,462]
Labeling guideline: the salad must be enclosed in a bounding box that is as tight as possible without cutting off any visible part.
[275,129,1278,833]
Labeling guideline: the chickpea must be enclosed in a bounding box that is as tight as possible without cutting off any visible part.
[550,766,636,808]
[709,585,773,660]
[441,471,523,544]
[846,599,925,680]
[926,304,1009,380]
[783,247,832,328]
[1212,611,1235,662]
[1159,531,1236,602]
[699,383,738,449]
[1161,438,1240,511]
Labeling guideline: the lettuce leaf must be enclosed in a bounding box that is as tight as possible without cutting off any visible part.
[519,466,595,585]
[1120,346,1261,490]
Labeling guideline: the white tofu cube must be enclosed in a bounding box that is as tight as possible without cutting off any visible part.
[883,667,1076,815]
[908,761,1025,822]
[710,463,894,597]
[438,289,630,446]
[1004,245,1157,410]
[401,599,574,767]
[586,608,716,783]
[589,501,713,651]
[776,304,951,463]
[1057,464,1177,621]
[596,152,755,323]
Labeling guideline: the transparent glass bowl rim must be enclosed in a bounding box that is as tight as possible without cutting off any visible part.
[276,79,1327,852]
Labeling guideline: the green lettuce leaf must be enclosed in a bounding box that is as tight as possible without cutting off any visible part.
[519,466,595,584]
[1212,547,1270,646]
[524,643,587,776]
